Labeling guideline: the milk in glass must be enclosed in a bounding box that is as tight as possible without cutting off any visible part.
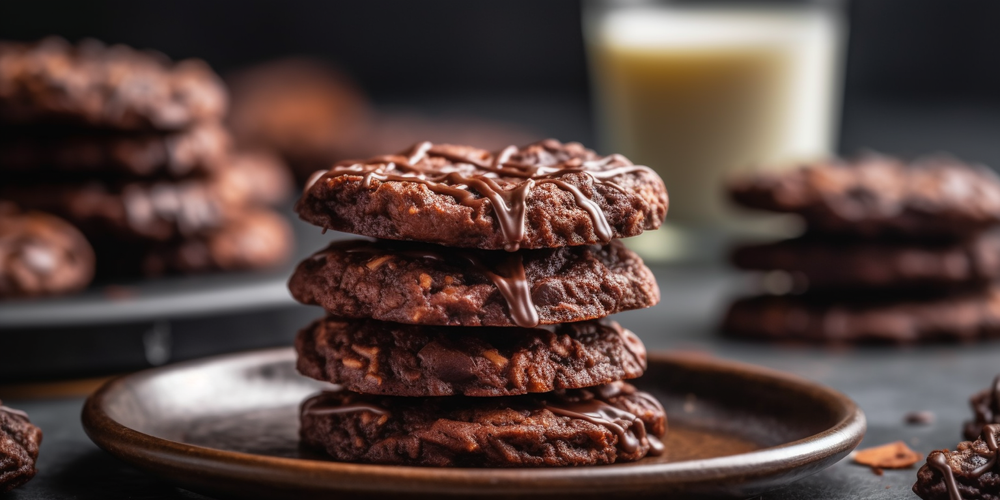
[586,2,844,233]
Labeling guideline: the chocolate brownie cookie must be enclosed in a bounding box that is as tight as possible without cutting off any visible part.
[729,156,1000,239]
[0,402,42,492]
[0,203,94,298]
[964,375,1000,440]
[300,382,665,467]
[0,123,230,178]
[296,139,668,250]
[913,424,1000,500]
[95,208,292,277]
[289,239,659,328]
[0,158,281,242]
[732,233,1000,290]
[0,37,226,131]
[295,317,646,397]
[722,286,1000,344]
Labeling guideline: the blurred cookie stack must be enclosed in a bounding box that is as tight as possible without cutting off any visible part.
[288,140,669,466]
[723,155,1000,343]
[0,37,293,282]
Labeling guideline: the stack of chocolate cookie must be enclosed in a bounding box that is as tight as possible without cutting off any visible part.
[723,155,1000,343]
[289,139,670,467]
[0,37,292,278]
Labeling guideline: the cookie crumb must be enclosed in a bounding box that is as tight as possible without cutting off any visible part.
[905,410,935,425]
[854,441,922,470]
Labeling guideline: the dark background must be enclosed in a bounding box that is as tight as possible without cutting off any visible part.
[3,0,1000,161]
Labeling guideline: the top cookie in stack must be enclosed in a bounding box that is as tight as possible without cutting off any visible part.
[0,37,293,278]
[723,155,1000,344]
[290,140,670,467]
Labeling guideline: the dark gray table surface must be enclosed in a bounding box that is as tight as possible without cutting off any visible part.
[4,264,993,500]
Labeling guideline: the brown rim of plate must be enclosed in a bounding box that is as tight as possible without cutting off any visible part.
[80,348,866,498]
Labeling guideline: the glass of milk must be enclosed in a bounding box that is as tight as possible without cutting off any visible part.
[584,0,846,261]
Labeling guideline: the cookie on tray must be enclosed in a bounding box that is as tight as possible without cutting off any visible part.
[0,203,94,298]
[299,382,665,467]
[728,156,1000,239]
[0,156,288,242]
[288,239,659,328]
[0,402,42,492]
[0,37,226,131]
[0,123,230,179]
[295,317,646,397]
[722,286,1000,344]
[95,208,293,277]
[732,233,1000,290]
[913,424,1000,500]
[296,139,668,251]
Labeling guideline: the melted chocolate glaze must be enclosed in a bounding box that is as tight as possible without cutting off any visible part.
[342,239,540,327]
[310,140,656,252]
[929,424,1000,500]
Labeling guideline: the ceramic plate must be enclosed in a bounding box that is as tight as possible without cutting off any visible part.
[82,348,865,499]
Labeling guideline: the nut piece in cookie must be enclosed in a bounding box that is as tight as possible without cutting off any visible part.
[295,317,647,397]
[729,155,1000,239]
[0,401,42,492]
[0,203,94,298]
[296,140,668,250]
[913,424,1000,500]
[289,238,659,328]
[299,382,665,467]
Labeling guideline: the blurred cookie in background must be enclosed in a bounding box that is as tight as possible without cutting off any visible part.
[731,232,1000,291]
[0,123,231,179]
[722,286,1000,344]
[0,37,295,284]
[724,154,1000,344]
[0,202,94,299]
[95,208,293,278]
[227,58,372,182]
[0,37,227,131]
[227,58,539,183]
[728,155,1000,239]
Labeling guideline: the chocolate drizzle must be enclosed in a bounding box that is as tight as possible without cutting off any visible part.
[302,392,389,417]
[342,241,540,327]
[315,140,655,252]
[546,387,663,457]
[0,405,29,420]
[930,424,1000,500]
